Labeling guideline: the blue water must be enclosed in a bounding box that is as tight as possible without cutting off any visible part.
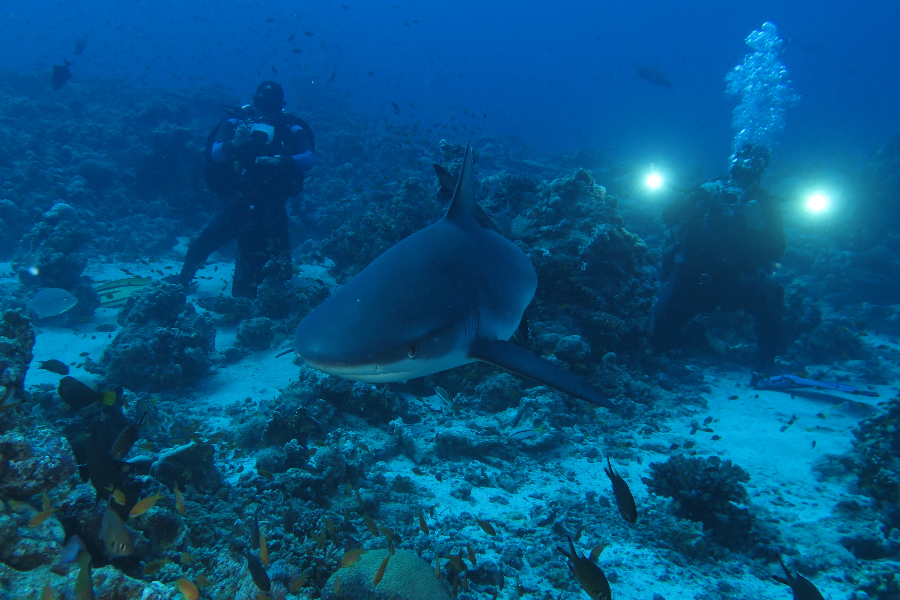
[3,2,900,598]
[5,0,899,175]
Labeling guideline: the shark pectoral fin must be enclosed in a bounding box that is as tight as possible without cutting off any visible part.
[469,339,614,409]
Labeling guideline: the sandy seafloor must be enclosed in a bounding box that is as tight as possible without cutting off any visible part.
[6,244,897,600]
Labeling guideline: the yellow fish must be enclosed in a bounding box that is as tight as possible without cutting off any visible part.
[130,490,164,518]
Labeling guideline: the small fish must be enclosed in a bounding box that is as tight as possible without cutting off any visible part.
[143,557,172,575]
[39,359,69,375]
[363,512,379,535]
[773,556,826,600]
[41,582,53,600]
[74,551,94,600]
[327,69,337,83]
[101,507,134,557]
[29,508,56,527]
[52,60,72,90]
[260,531,269,566]
[510,426,545,441]
[418,507,429,535]
[391,102,400,113]
[109,412,146,460]
[435,387,451,404]
[247,551,271,592]
[74,36,88,55]
[374,553,391,586]
[58,535,86,566]
[342,549,365,567]
[334,576,341,594]
[447,555,466,573]
[466,544,477,566]
[636,66,673,88]
[323,517,336,540]
[310,530,326,550]
[557,537,611,600]
[130,490,164,517]
[475,517,496,536]
[180,552,194,565]
[604,457,637,523]
[106,486,126,505]
[176,578,199,600]
[174,484,185,514]
[290,572,306,591]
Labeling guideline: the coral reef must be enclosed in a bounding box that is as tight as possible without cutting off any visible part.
[236,317,275,351]
[321,549,451,600]
[645,455,757,550]
[0,309,35,411]
[0,72,896,600]
[101,281,216,391]
[318,177,443,278]
[12,203,89,291]
[0,427,77,499]
[0,506,65,570]
[853,396,900,507]
[507,169,655,362]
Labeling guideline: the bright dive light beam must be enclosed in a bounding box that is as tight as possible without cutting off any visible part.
[807,193,828,212]
[646,173,663,189]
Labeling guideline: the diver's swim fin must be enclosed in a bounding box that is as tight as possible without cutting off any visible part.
[469,339,614,409]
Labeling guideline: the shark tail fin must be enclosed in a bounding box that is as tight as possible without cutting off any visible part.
[469,339,614,409]
[445,142,478,225]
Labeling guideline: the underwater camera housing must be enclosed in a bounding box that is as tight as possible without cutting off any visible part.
[249,123,275,145]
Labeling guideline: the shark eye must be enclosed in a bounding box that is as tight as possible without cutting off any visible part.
[407,345,417,359]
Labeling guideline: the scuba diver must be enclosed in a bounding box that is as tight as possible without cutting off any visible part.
[651,143,785,372]
[169,81,315,298]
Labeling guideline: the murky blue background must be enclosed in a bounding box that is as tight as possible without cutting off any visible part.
[3,1,899,178]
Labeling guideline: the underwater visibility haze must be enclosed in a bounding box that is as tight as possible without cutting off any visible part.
[0,1,899,599]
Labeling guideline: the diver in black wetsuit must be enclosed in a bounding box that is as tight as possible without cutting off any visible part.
[170,81,315,298]
[651,144,785,371]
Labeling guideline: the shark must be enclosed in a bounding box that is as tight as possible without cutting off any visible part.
[293,144,613,409]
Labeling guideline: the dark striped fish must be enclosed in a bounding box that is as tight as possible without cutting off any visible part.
[96,277,153,309]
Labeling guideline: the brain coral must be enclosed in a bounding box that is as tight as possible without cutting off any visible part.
[321,549,451,600]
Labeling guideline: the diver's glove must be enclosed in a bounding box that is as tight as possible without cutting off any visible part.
[254,156,281,169]
[254,155,294,174]
[233,123,252,149]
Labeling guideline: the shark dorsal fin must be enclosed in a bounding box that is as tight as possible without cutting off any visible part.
[445,142,477,225]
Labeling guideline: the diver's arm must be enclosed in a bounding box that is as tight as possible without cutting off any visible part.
[281,124,315,172]
[210,119,239,162]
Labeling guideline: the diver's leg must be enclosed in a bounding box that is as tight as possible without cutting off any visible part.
[272,200,292,259]
[650,267,704,353]
[233,197,290,298]
[738,272,784,370]
[174,201,245,285]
